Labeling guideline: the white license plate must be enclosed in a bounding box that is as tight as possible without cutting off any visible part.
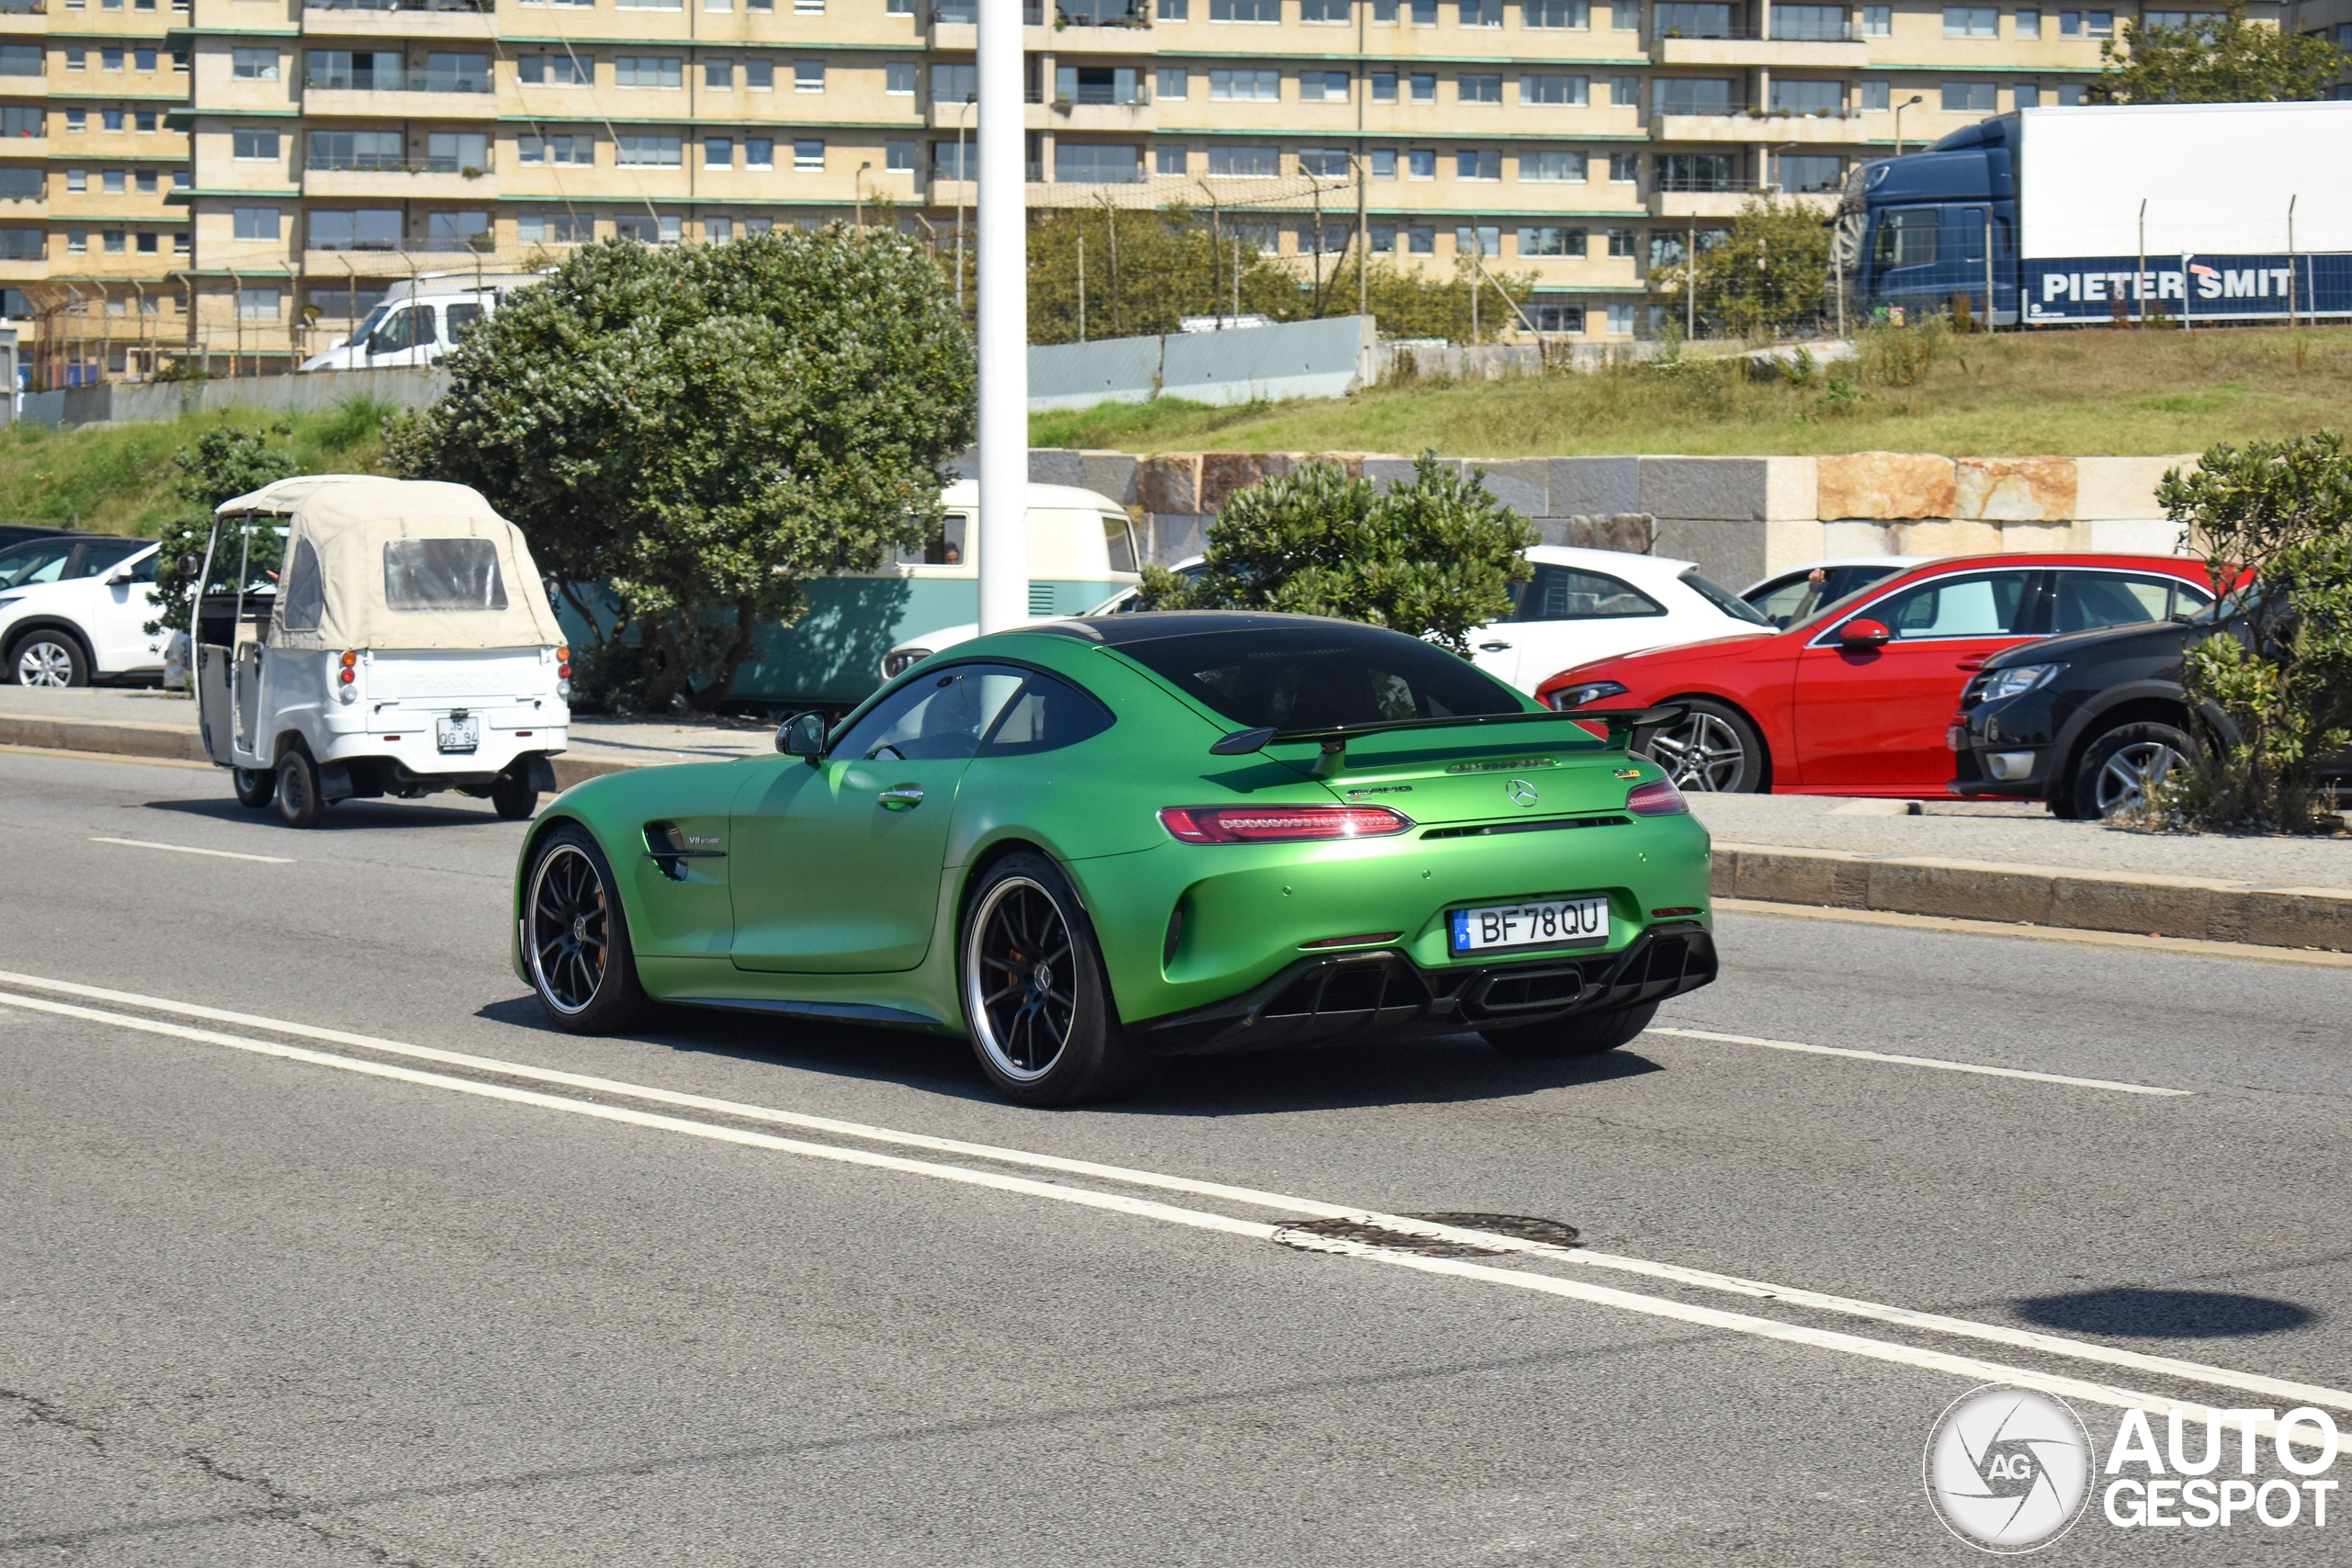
[435,715,480,753]
[1450,895,1609,954]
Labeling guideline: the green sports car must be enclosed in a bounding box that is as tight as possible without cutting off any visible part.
[513,613,1718,1105]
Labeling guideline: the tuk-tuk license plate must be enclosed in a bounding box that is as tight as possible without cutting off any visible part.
[1449,895,1609,954]
[435,715,480,753]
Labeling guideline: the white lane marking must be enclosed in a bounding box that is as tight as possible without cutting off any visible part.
[1645,1025,2189,1098]
[1716,897,2352,970]
[3,974,2346,1429]
[89,836,294,865]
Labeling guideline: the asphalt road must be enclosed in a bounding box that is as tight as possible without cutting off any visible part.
[4,748,2348,1567]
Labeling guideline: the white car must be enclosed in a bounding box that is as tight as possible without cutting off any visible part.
[882,547,1771,696]
[1740,556,1930,630]
[0,535,165,686]
[1470,547,1773,694]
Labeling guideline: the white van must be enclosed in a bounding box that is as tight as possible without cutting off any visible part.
[299,270,543,372]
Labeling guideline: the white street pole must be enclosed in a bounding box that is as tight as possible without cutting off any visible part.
[975,0,1027,635]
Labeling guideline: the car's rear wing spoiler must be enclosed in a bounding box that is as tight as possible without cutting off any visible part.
[1210,705,1685,773]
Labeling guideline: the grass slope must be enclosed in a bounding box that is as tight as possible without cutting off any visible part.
[0,398,393,537]
[1031,326,2352,457]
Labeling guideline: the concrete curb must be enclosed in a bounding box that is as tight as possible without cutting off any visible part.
[1713,841,2352,953]
[13,714,2345,953]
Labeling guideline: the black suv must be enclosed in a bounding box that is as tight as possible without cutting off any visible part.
[1952,609,2347,818]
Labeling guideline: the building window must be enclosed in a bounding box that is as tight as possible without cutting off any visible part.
[795,60,825,91]
[1654,152,1734,191]
[617,133,684,165]
[519,54,592,85]
[1772,4,1845,38]
[66,169,86,192]
[1770,78,1842,114]
[1209,68,1280,99]
[1522,148,1587,180]
[1057,64,1143,103]
[426,131,487,171]
[1458,0,1500,23]
[1409,71,1435,100]
[888,61,916,94]
[615,213,681,242]
[1459,73,1502,102]
[2015,7,2041,37]
[137,110,157,131]
[103,230,125,253]
[1297,145,1348,175]
[1606,227,1636,256]
[887,138,916,171]
[238,288,280,319]
[706,58,733,89]
[1517,225,1586,255]
[102,47,124,72]
[1370,70,1396,100]
[1605,302,1634,334]
[1158,0,1187,16]
[1654,77,1735,114]
[2013,82,2041,107]
[65,230,86,254]
[519,213,593,244]
[232,129,280,160]
[1299,219,1350,254]
[1859,4,1891,32]
[136,170,157,193]
[1455,148,1501,178]
[1779,153,1843,192]
[793,138,823,169]
[1455,223,1500,257]
[103,109,124,130]
[704,136,731,167]
[614,56,684,88]
[705,216,732,242]
[232,206,280,241]
[1206,143,1277,175]
[933,62,976,101]
[429,210,490,247]
[1407,147,1436,177]
[519,133,594,164]
[1655,2,1732,37]
[1302,69,1350,100]
[1608,151,1638,182]
[1055,142,1140,182]
[1524,1,1589,28]
[1610,73,1639,103]
[1301,0,1350,17]
[1522,73,1588,104]
[2054,83,2084,104]
[1942,80,1996,110]
[746,137,774,168]
[745,59,774,89]
[1527,300,1585,332]
[1943,6,1996,35]
[1369,147,1396,176]
[1155,143,1186,174]
[1860,79,1890,109]
[1208,0,1279,19]
[2058,11,2113,36]
[1156,66,1188,97]
[1406,224,1434,253]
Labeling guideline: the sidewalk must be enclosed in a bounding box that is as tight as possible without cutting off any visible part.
[3,685,2345,952]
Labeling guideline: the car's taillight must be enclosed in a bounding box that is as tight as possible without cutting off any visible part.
[1627,779,1687,816]
[1159,805,1415,843]
[336,649,357,703]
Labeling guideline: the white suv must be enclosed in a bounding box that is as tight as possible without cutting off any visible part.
[0,535,166,686]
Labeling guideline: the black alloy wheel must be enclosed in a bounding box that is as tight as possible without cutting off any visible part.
[2073,721,2192,820]
[960,852,1158,1107]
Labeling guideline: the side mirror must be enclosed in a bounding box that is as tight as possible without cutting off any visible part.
[179,555,203,580]
[106,569,133,586]
[1839,617,1893,650]
[776,710,827,760]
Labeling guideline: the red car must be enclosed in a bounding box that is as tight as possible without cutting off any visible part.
[1534,553,2223,795]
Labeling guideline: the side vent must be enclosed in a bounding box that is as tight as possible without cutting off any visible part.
[1027,582,1057,616]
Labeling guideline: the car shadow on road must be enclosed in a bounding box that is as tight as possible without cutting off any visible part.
[144,795,509,830]
[477,993,1666,1114]
[2012,1287,2316,1338]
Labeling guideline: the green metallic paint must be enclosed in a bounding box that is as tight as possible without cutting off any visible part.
[513,625,1713,1043]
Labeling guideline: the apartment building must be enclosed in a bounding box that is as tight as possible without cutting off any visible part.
[0,0,2292,377]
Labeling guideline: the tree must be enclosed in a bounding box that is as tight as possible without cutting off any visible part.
[2090,1,2341,104]
[145,425,300,637]
[2154,432,2352,832]
[406,230,975,712]
[1655,197,1835,340]
[1137,453,1535,653]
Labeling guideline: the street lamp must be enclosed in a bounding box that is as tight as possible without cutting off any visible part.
[1770,140,1795,194]
[954,94,975,315]
[1893,94,1924,157]
[854,161,872,227]
[975,0,1027,635]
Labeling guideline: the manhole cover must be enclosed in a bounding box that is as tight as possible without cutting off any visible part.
[1271,1213,1580,1259]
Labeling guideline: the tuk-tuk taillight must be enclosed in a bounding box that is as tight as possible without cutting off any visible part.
[336,649,358,703]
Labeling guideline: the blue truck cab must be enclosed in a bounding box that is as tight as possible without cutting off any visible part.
[1842,114,2020,325]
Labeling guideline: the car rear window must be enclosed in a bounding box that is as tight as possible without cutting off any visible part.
[1679,569,1772,626]
[383,537,508,612]
[1115,624,1523,730]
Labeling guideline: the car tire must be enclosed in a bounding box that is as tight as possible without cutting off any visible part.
[11,630,88,688]
[2072,721,2192,821]
[960,852,1159,1108]
[1639,699,1767,793]
[274,748,327,829]
[1482,1001,1658,1059]
[490,768,538,821]
[231,766,275,809]
[523,825,648,1033]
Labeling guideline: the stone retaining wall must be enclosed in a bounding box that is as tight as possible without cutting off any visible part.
[998,447,2197,585]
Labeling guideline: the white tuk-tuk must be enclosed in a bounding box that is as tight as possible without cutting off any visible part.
[192,476,571,828]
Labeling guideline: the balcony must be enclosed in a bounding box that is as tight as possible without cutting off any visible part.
[1653,107,1866,142]
[0,0,43,38]
[1655,184,1838,217]
[304,159,497,199]
[1656,31,1869,66]
[302,1,498,40]
[302,77,497,118]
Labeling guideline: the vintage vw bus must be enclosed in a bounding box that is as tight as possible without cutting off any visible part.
[192,476,571,828]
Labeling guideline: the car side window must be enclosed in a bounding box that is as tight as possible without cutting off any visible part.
[1749,574,1818,628]
[129,550,158,584]
[2052,571,2198,634]
[0,543,73,587]
[73,541,141,579]
[277,539,323,631]
[1514,565,1665,622]
[1861,570,2034,639]
[446,302,483,338]
[832,662,1028,763]
[978,671,1114,758]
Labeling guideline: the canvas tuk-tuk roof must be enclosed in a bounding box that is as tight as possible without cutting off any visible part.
[215,476,563,652]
